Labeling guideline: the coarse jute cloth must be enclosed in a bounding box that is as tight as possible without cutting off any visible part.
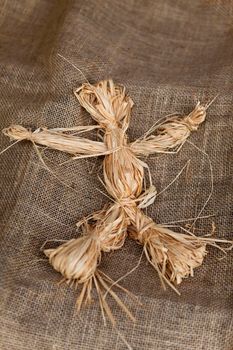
[0,1,232,349]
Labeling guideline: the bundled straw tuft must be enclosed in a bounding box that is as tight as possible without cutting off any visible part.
[3,79,232,323]
[128,208,208,291]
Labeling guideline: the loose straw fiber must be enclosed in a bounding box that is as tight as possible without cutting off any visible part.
[3,80,232,323]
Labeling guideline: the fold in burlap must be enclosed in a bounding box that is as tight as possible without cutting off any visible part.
[0,1,232,349]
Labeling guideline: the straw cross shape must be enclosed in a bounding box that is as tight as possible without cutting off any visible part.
[3,80,230,324]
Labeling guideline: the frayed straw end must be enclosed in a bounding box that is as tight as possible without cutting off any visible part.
[143,234,207,292]
[140,223,232,291]
[56,270,136,325]
[184,102,206,131]
[130,215,230,292]
[43,248,54,258]
[42,234,135,324]
[3,125,33,142]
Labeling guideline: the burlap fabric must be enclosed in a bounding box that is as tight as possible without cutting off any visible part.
[0,1,232,349]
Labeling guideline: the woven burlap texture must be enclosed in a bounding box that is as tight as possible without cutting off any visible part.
[0,1,232,349]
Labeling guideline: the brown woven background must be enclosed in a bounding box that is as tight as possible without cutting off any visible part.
[0,1,232,349]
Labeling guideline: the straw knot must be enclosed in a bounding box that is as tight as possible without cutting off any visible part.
[116,186,157,211]
[184,102,206,131]
[181,119,198,132]
[117,196,136,208]
[105,121,119,131]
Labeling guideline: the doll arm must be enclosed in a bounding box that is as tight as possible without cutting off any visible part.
[130,103,206,156]
[3,124,108,157]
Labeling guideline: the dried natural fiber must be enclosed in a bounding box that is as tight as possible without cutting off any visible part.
[3,79,232,323]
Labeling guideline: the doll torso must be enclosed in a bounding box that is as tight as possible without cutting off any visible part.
[103,127,144,202]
